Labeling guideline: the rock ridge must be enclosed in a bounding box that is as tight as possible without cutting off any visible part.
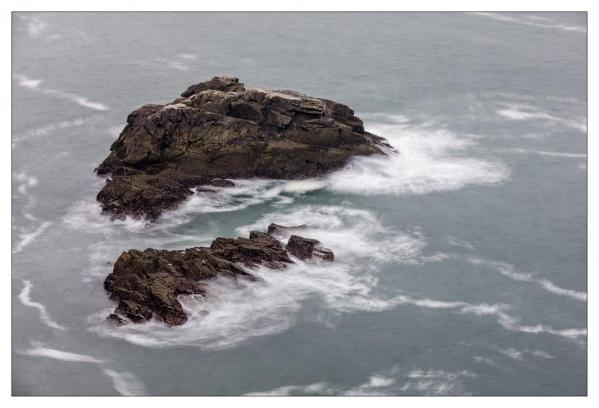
[104,226,334,326]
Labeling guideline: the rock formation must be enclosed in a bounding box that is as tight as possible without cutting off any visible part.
[104,227,334,326]
[286,235,334,261]
[96,76,388,219]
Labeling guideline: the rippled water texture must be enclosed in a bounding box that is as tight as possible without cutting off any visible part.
[12,12,587,395]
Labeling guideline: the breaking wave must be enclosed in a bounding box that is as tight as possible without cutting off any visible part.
[325,122,509,195]
[64,117,509,233]
[89,205,427,349]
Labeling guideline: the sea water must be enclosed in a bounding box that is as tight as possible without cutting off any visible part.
[11,12,587,395]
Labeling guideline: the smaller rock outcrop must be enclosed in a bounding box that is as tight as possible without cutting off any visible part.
[286,235,334,261]
[104,226,334,326]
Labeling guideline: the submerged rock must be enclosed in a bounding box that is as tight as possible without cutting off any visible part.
[104,226,334,326]
[267,223,307,235]
[96,76,388,219]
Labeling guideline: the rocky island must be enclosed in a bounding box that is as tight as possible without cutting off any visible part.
[104,225,333,326]
[97,76,382,327]
[96,76,388,219]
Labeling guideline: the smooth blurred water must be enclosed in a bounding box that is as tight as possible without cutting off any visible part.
[11,12,587,396]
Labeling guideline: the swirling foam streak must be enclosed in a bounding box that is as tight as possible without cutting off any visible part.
[18,341,146,396]
[17,280,65,330]
[246,365,475,396]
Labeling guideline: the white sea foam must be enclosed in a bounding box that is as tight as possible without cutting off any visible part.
[531,350,554,359]
[499,348,525,360]
[90,205,427,349]
[399,294,586,341]
[538,279,587,302]
[13,221,52,253]
[246,382,336,396]
[147,120,508,211]
[64,199,149,233]
[473,356,497,367]
[420,252,455,263]
[467,257,587,302]
[366,375,395,387]
[23,16,47,37]
[73,120,508,225]
[18,280,65,330]
[70,95,109,111]
[326,123,509,196]
[247,366,474,396]
[168,61,188,71]
[13,74,42,89]
[399,369,475,395]
[468,12,586,33]
[162,178,326,224]
[13,172,38,195]
[102,369,148,396]
[496,315,586,340]
[13,171,39,215]
[506,148,587,159]
[496,103,586,132]
[44,88,109,111]
[447,236,475,250]
[12,116,97,147]
[466,257,533,282]
[237,205,426,263]
[18,340,146,395]
[13,74,109,111]
[89,203,585,348]
[90,254,414,349]
[179,54,198,60]
[19,342,104,363]
[498,348,554,361]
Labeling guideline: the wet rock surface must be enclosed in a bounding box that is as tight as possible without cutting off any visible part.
[104,227,334,326]
[286,235,335,261]
[96,76,388,219]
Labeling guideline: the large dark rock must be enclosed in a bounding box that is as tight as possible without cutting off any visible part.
[104,227,334,326]
[96,76,388,219]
